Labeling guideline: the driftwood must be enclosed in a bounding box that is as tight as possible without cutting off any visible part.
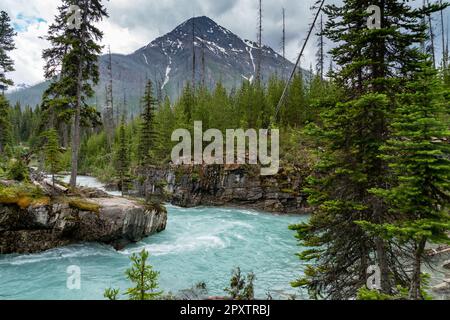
[32,179,68,195]
[427,246,450,257]
[42,178,69,193]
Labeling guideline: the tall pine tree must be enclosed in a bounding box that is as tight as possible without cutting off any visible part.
[0,94,12,154]
[42,129,62,188]
[138,80,157,165]
[291,0,444,299]
[0,10,16,94]
[42,0,108,187]
[359,65,450,300]
[114,115,130,196]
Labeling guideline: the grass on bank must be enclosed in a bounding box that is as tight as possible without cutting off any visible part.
[0,183,50,209]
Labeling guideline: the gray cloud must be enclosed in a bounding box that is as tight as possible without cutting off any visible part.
[104,0,323,63]
[4,0,448,85]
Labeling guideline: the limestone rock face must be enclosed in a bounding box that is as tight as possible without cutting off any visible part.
[134,165,311,214]
[0,197,167,254]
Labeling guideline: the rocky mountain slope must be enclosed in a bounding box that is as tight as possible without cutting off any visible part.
[7,16,297,114]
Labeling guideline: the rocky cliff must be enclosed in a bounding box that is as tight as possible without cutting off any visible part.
[0,181,167,254]
[132,164,311,214]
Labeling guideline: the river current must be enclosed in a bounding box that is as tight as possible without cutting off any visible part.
[0,176,308,300]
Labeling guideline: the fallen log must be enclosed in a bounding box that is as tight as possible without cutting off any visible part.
[427,246,450,257]
[42,178,68,193]
[32,179,69,195]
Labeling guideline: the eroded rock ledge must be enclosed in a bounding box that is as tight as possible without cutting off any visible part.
[130,164,311,214]
[0,182,167,254]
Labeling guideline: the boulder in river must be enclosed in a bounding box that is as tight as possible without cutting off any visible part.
[432,279,450,296]
[443,260,450,270]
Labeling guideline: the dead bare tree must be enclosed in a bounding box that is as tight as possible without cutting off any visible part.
[316,14,325,81]
[256,0,263,83]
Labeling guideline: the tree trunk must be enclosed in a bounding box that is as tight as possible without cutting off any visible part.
[70,61,83,188]
[121,173,124,197]
[409,237,427,300]
[61,122,69,148]
[375,237,390,293]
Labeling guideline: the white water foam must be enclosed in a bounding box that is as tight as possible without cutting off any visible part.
[120,235,227,256]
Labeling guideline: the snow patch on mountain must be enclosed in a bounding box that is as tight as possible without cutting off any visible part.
[247,47,256,73]
[162,56,172,90]
[142,54,149,65]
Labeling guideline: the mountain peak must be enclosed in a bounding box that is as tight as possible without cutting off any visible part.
[8,16,298,111]
[184,15,218,26]
[168,15,234,40]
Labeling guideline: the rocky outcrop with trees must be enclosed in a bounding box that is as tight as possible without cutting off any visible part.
[0,177,167,254]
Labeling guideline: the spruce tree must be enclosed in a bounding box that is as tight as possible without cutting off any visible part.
[0,94,12,154]
[43,129,62,188]
[283,72,307,127]
[224,267,256,300]
[359,66,450,300]
[0,10,16,94]
[153,96,176,163]
[138,80,157,165]
[291,0,444,299]
[114,115,130,196]
[104,249,163,300]
[42,0,108,188]
[179,83,195,125]
[125,249,163,300]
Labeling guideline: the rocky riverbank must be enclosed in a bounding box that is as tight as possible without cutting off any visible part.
[129,164,311,214]
[0,179,167,254]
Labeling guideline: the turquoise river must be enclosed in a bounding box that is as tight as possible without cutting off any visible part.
[0,176,308,300]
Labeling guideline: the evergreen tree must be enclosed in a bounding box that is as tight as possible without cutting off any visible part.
[179,82,195,126]
[0,10,16,94]
[153,96,176,163]
[104,249,163,301]
[224,267,256,300]
[235,80,268,129]
[283,72,307,127]
[209,81,233,131]
[114,115,130,196]
[0,94,12,154]
[43,129,62,188]
[138,80,157,165]
[266,76,284,124]
[42,0,108,188]
[103,288,119,300]
[291,0,444,299]
[359,66,450,300]
[125,249,163,300]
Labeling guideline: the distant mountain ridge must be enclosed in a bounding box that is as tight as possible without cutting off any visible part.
[7,16,299,114]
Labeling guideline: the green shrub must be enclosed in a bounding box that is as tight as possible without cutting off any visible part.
[7,159,29,181]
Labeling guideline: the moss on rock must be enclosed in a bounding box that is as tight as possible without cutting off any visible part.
[0,183,46,209]
[68,198,101,214]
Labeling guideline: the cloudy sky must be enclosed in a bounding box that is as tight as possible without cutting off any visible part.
[1,0,448,87]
